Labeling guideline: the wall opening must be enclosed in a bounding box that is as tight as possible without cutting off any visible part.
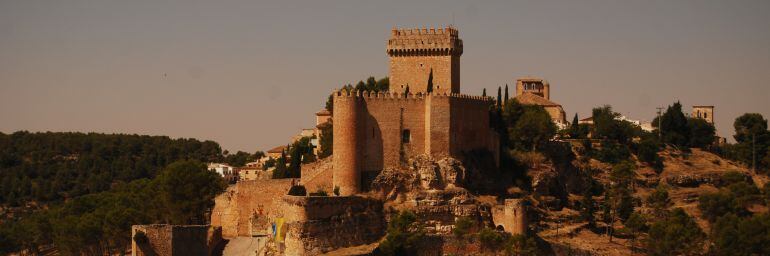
[402,130,411,143]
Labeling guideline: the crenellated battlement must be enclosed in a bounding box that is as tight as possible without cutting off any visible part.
[387,26,463,56]
[332,89,492,102]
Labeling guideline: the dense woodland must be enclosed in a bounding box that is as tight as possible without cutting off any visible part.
[0,132,245,255]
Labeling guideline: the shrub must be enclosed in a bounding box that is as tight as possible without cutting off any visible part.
[477,228,505,252]
[308,189,328,196]
[504,234,538,255]
[646,208,705,256]
[511,150,545,168]
[287,185,307,196]
[452,216,475,241]
[378,211,424,256]
[596,141,630,163]
[710,213,770,256]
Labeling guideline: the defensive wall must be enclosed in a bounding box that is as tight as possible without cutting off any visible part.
[131,224,222,256]
[210,179,294,237]
[279,195,385,255]
[387,27,462,94]
[333,89,499,196]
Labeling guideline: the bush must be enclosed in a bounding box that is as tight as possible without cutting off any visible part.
[510,150,546,168]
[596,140,630,163]
[308,189,328,196]
[452,216,475,241]
[646,208,705,256]
[477,228,505,252]
[710,213,770,256]
[287,185,307,196]
[378,211,424,256]
[504,234,538,255]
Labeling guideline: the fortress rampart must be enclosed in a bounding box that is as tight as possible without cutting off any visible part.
[280,195,384,255]
[332,89,499,195]
[131,224,222,256]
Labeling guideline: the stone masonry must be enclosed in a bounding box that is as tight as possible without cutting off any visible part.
[387,27,462,94]
[333,26,499,196]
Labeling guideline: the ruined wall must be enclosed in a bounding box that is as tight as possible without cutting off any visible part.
[210,179,293,237]
[131,225,222,256]
[387,27,462,94]
[280,196,385,255]
[544,105,567,125]
[502,199,527,236]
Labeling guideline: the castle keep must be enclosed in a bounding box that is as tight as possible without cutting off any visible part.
[387,27,462,94]
[333,26,499,196]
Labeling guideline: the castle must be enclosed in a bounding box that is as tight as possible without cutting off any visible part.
[332,27,500,196]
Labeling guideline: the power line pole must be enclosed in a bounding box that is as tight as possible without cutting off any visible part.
[753,133,756,173]
[656,107,664,139]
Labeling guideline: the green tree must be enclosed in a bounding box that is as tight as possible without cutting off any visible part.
[710,213,770,256]
[477,228,505,252]
[155,160,226,224]
[580,186,597,227]
[378,211,424,256]
[660,102,691,147]
[646,184,671,219]
[452,216,475,242]
[482,88,487,97]
[508,106,557,151]
[646,208,705,256]
[504,84,509,105]
[317,122,333,159]
[272,151,289,179]
[688,118,716,148]
[497,86,502,109]
[504,234,538,255]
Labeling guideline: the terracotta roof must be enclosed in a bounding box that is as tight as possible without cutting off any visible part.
[514,92,561,107]
[316,109,331,116]
[267,145,287,153]
[580,116,593,122]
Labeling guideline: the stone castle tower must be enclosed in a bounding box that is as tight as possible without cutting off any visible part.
[503,199,527,236]
[515,77,550,100]
[387,26,463,94]
[332,26,498,196]
[692,105,714,124]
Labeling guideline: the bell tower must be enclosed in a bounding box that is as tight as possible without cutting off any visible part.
[386,26,463,94]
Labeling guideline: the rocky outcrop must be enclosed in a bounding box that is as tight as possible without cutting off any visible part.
[281,196,384,255]
[663,170,752,187]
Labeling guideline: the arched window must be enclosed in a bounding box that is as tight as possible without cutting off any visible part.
[704,113,708,119]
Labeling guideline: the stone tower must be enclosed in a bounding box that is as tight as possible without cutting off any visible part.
[387,26,463,94]
[692,105,714,124]
[332,91,362,196]
[503,199,527,236]
[515,77,550,100]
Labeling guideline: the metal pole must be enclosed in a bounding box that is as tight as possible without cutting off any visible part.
[656,107,663,139]
[753,133,756,173]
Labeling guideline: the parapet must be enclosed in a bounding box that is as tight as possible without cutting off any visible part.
[331,89,493,103]
[387,26,463,56]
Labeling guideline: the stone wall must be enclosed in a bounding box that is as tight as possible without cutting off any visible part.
[131,225,222,256]
[387,27,462,94]
[280,196,385,255]
[332,90,499,194]
[210,179,293,237]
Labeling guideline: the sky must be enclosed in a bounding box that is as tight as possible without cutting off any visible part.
[1,0,769,153]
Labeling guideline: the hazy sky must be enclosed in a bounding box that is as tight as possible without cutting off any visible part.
[1,0,769,153]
